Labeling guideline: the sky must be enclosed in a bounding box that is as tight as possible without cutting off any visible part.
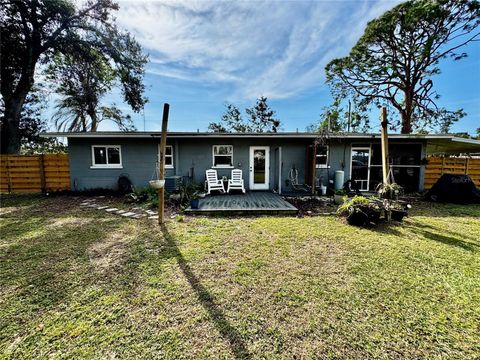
[63,0,480,134]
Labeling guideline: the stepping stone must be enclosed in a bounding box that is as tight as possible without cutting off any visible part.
[131,207,142,210]
[132,214,145,219]
[121,212,136,217]
[115,210,126,215]
[97,206,109,210]
[80,202,90,206]
[105,208,118,212]
[146,210,157,215]
[148,215,159,220]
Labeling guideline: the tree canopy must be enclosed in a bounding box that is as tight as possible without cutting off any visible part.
[1,0,147,153]
[209,97,281,133]
[325,0,480,134]
[47,44,138,132]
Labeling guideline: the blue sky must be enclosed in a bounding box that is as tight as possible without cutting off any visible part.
[81,0,479,134]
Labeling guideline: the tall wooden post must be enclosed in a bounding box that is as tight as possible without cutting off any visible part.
[158,103,170,225]
[380,107,390,185]
[311,143,317,195]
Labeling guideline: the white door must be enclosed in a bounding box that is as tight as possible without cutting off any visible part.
[350,147,371,191]
[249,146,270,190]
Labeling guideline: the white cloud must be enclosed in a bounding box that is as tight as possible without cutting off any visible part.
[116,0,402,100]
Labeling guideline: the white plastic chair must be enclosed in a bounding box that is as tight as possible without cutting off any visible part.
[227,169,245,194]
[206,169,225,195]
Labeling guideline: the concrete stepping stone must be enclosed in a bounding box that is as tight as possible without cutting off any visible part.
[121,212,136,217]
[132,214,145,219]
[146,210,157,215]
[148,215,159,220]
[115,210,126,215]
[97,206,109,210]
[105,208,118,212]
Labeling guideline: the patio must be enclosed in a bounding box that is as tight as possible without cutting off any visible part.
[184,191,298,215]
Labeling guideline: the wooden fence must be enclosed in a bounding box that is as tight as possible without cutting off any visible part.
[0,154,70,193]
[424,156,480,189]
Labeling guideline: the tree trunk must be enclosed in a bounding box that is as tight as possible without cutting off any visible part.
[400,111,412,134]
[1,96,27,154]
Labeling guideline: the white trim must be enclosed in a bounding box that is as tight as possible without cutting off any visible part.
[158,144,174,169]
[249,146,270,190]
[212,145,233,168]
[315,145,329,169]
[350,145,371,191]
[91,145,122,168]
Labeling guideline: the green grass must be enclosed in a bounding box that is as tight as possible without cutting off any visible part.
[1,194,479,358]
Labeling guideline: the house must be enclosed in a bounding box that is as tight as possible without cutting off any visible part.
[42,132,480,194]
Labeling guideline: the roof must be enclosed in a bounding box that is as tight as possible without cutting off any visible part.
[41,131,480,154]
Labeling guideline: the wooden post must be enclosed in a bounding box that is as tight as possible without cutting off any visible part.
[311,143,317,194]
[380,107,390,185]
[39,154,46,193]
[158,103,170,225]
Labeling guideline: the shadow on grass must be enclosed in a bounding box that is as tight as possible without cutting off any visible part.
[372,219,478,252]
[161,225,251,359]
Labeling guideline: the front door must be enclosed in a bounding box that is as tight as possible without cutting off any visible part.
[350,147,371,191]
[249,146,270,190]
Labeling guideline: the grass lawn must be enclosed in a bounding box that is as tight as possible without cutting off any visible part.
[1,194,479,358]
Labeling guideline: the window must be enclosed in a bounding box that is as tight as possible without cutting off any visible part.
[159,145,174,168]
[91,145,122,168]
[315,145,329,168]
[212,145,233,168]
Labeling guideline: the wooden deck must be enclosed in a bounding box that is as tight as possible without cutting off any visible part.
[184,192,298,215]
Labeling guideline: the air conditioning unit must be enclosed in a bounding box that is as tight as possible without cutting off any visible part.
[165,176,182,192]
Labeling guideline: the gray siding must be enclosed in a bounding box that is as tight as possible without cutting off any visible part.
[68,136,426,192]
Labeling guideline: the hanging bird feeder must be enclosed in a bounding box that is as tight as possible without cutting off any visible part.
[149,162,165,189]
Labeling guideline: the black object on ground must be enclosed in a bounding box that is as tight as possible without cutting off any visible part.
[118,175,133,194]
[425,174,480,204]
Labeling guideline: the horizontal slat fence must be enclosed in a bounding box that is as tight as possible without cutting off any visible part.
[424,156,480,189]
[0,154,70,193]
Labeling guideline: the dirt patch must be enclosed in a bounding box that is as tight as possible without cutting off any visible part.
[87,230,133,273]
[285,196,338,216]
[47,217,92,229]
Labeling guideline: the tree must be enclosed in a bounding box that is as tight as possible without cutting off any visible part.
[0,87,66,154]
[307,98,370,133]
[48,45,136,132]
[209,97,281,133]
[245,96,281,133]
[208,104,247,133]
[1,0,147,153]
[325,0,480,134]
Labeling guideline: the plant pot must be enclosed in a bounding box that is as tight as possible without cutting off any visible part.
[368,209,381,225]
[190,199,200,209]
[391,209,407,222]
[334,194,345,205]
[346,208,368,227]
[149,180,165,189]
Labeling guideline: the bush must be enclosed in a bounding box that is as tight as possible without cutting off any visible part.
[128,187,162,208]
[337,196,381,227]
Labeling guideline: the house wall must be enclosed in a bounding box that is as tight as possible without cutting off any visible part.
[67,136,427,192]
[68,138,175,191]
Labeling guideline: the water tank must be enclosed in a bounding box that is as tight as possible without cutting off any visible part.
[334,170,345,190]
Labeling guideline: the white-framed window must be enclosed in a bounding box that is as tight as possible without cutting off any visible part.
[91,145,122,168]
[315,145,329,168]
[212,145,233,168]
[158,145,174,168]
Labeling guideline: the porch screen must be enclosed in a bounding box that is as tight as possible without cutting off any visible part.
[370,144,422,192]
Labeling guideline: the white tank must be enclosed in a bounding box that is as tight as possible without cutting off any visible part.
[334,170,345,190]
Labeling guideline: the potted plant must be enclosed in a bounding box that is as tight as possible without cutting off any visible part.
[376,182,403,200]
[334,189,347,204]
[337,196,381,227]
[190,193,200,209]
[390,203,412,222]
